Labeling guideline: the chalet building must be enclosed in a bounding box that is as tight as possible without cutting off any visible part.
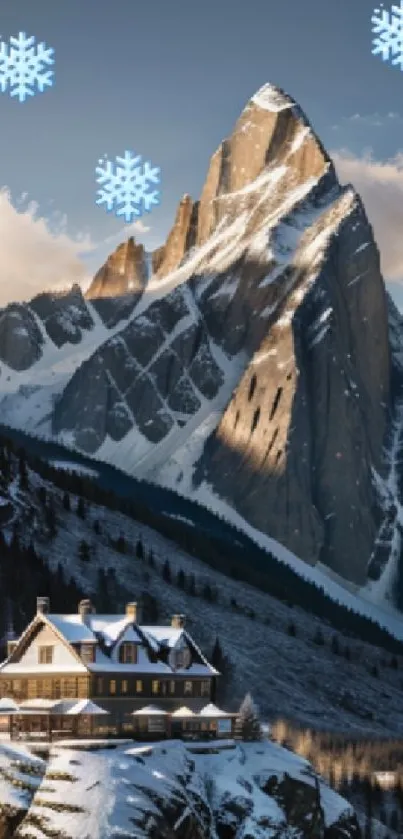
[0,597,219,734]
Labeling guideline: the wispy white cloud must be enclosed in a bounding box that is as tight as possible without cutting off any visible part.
[331,112,403,130]
[332,148,403,283]
[0,190,150,306]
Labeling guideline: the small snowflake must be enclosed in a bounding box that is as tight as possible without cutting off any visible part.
[371,1,403,70]
[95,151,161,223]
[0,32,54,102]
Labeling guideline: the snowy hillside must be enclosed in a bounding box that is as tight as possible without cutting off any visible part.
[3,443,403,736]
[0,738,359,839]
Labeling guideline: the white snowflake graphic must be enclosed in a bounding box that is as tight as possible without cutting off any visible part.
[95,151,161,223]
[371,1,403,70]
[0,32,54,102]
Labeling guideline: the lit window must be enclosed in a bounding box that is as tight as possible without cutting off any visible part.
[61,679,77,698]
[201,680,210,697]
[152,680,160,695]
[184,681,193,695]
[110,680,116,695]
[136,680,143,693]
[38,646,53,664]
[122,680,128,694]
[119,643,137,664]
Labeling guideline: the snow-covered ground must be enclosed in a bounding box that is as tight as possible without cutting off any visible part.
[0,737,355,839]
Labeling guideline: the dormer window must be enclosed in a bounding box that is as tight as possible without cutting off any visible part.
[169,645,191,671]
[119,643,137,664]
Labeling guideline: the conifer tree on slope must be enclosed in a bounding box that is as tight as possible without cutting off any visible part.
[236,692,262,741]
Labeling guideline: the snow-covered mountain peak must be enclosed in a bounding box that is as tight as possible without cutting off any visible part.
[251,82,296,112]
[0,82,399,603]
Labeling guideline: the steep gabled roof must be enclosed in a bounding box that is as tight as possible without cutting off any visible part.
[0,611,218,676]
[0,614,89,673]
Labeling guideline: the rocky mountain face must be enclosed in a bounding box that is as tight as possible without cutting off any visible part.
[0,739,361,839]
[86,236,149,299]
[0,82,400,594]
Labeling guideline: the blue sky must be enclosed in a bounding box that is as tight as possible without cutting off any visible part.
[1,0,403,304]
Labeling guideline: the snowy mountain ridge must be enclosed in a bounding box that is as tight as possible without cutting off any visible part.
[0,81,401,609]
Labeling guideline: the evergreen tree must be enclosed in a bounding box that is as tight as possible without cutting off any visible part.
[343,644,351,661]
[313,627,325,645]
[162,559,171,583]
[389,809,398,832]
[62,492,71,512]
[211,637,224,671]
[202,582,213,601]
[235,693,262,741]
[331,634,340,655]
[45,499,57,538]
[141,591,160,623]
[38,486,47,506]
[364,778,373,839]
[287,621,296,637]
[93,519,101,535]
[76,497,86,519]
[148,548,155,567]
[78,539,90,562]
[211,637,234,703]
[95,568,109,612]
[18,454,29,490]
[136,538,144,560]
[116,533,126,554]
[176,568,186,589]
[187,573,196,596]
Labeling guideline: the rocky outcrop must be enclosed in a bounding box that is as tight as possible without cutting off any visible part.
[0,304,43,370]
[86,236,149,299]
[259,771,325,839]
[30,284,94,348]
[3,740,361,839]
[154,194,199,277]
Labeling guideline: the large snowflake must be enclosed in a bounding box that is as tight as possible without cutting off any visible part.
[0,32,54,102]
[95,151,161,223]
[372,1,403,70]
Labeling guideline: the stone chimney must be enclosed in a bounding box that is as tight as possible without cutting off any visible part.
[171,614,186,629]
[78,599,94,623]
[126,602,142,624]
[37,596,50,615]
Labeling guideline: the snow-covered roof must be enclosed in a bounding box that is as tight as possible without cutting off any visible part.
[0,697,19,712]
[171,706,195,718]
[19,698,62,710]
[1,663,88,674]
[66,699,109,716]
[140,626,183,648]
[0,609,217,677]
[47,615,95,643]
[198,703,230,717]
[132,705,168,716]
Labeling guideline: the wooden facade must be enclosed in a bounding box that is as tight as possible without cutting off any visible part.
[0,674,212,704]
